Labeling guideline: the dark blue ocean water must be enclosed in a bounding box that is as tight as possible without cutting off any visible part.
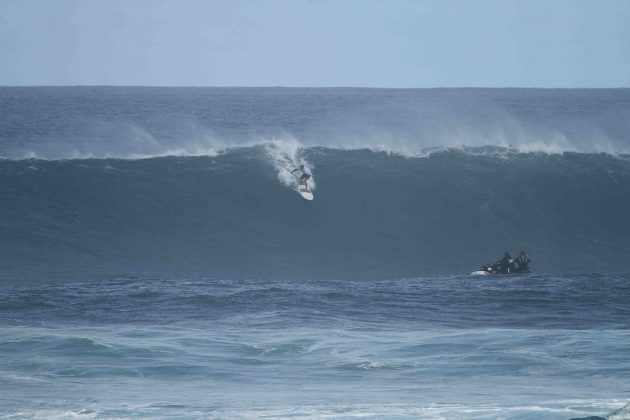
[1,275,629,419]
[1,87,629,418]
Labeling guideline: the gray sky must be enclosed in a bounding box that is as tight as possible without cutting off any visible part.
[1,0,629,87]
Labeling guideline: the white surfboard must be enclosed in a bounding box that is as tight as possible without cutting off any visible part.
[298,185,314,201]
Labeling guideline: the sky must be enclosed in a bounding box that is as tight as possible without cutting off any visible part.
[1,0,629,87]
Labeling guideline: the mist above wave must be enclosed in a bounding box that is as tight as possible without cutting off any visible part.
[2,87,630,160]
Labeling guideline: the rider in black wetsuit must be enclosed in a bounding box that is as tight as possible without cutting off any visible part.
[512,251,531,273]
[292,165,311,190]
[491,252,513,274]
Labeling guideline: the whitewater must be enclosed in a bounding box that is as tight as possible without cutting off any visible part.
[1,87,629,419]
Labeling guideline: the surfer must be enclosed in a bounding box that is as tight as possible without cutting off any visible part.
[291,165,311,190]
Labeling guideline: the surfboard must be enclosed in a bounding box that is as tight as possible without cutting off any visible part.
[298,184,314,201]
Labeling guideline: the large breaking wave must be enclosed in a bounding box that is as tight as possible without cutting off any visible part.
[1,144,629,281]
[2,87,630,280]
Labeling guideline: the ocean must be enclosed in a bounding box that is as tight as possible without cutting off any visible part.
[1,87,629,419]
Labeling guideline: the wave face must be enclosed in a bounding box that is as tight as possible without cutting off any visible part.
[1,148,630,280]
[1,87,630,280]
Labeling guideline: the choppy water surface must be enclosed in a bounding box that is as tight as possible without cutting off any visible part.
[1,274,629,419]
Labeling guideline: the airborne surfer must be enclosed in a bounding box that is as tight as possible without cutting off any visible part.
[291,165,311,191]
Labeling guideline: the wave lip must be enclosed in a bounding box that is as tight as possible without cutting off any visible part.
[3,140,630,162]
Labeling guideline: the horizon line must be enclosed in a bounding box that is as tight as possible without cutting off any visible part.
[1,84,629,90]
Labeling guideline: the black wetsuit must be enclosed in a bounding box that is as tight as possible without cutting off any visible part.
[512,255,531,273]
[491,255,513,274]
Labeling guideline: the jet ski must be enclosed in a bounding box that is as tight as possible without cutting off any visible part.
[470,264,530,276]
[471,251,531,276]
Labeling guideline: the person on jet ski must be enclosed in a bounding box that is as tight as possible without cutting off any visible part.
[511,251,531,274]
[491,252,513,274]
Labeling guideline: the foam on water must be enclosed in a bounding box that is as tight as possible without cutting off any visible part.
[1,276,629,419]
[265,138,317,190]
